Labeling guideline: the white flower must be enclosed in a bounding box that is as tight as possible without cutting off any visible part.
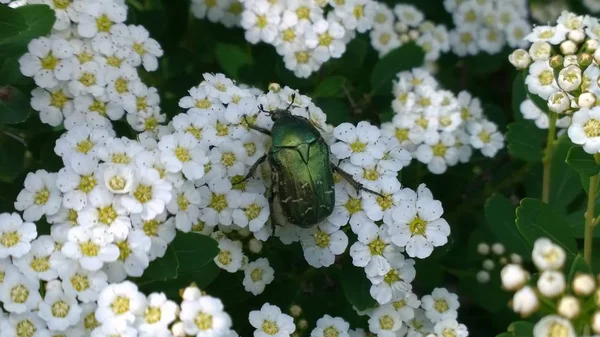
[547,92,571,114]
[137,292,178,337]
[19,37,74,88]
[38,289,82,331]
[13,235,58,281]
[420,288,459,323]
[1,312,49,337]
[179,295,232,336]
[0,272,42,313]
[506,20,531,49]
[78,188,131,240]
[69,61,107,97]
[191,0,228,23]
[450,27,479,56]
[327,183,374,234]
[433,319,468,337]
[123,25,164,71]
[249,303,296,337]
[54,125,113,161]
[14,170,61,221]
[390,291,421,322]
[349,222,403,278]
[232,192,270,232]
[467,120,504,157]
[122,83,160,115]
[240,0,281,44]
[338,0,376,33]
[533,315,575,337]
[332,122,385,166]
[105,64,140,104]
[415,132,458,174]
[370,26,401,57]
[56,154,101,211]
[525,25,568,44]
[300,222,348,268]
[77,1,127,38]
[537,270,566,298]
[557,65,582,92]
[199,178,241,227]
[91,318,138,337]
[0,212,37,259]
[525,60,558,100]
[557,295,580,319]
[61,226,119,271]
[532,238,566,270]
[305,18,347,62]
[209,141,249,177]
[96,281,147,325]
[158,131,209,180]
[104,229,151,282]
[283,47,321,78]
[132,212,176,261]
[310,315,350,337]
[243,258,275,295]
[166,181,201,231]
[102,164,136,194]
[214,238,244,272]
[512,286,539,317]
[369,258,415,305]
[500,264,528,291]
[388,184,450,258]
[368,305,402,337]
[121,166,172,220]
[59,265,108,303]
[30,85,74,127]
[528,41,552,61]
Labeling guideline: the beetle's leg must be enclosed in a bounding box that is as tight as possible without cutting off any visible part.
[331,164,385,198]
[269,184,277,237]
[235,154,267,185]
[243,114,271,136]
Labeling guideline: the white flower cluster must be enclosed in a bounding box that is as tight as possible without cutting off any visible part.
[368,4,450,60]
[474,242,521,284]
[381,68,505,174]
[509,11,600,154]
[444,0,531,56]
[500,237,600,336]
[191,0,378,78]
[17,0,166,134]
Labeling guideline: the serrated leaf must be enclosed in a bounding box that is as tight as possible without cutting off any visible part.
[172,232,219,277]
[0,6,27,40]
[0,57,22,85]
[506,121,545,162]
[313,76,345,97]
[0,86,30,124]
[341,258,376,311]
[508,321,534,337]
[566,254,591,284]
[549,136,580,209]
[214,42,252,79]
[135,246,179,285]
[566,146,600,177]
[485,194,531,259]
[370,42,424,95]
[516,198,578,256]
[0,5,56,57]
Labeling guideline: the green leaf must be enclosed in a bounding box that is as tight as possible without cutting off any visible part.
[313,97,352,125]
[506,121,545,162]
[0,86,31,124]
[136,246,179,285]
[0,5,56,57]
[549,136,580,209]
[566,254,592,284]
[0,132,26,183]
[171,232,219,277]
[485,194,531,259]
[341,258,376,311]
[508,321,534,337]
[0,5,27,40]
[214,43,252,79]
[312,76,345,98]
[516,198,578,256]
[511,72,527,122]
[566,146,600,177]
[0,57,22,85]
[370,42,424,95]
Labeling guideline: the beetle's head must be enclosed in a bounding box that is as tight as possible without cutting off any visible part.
[258,93,296,121]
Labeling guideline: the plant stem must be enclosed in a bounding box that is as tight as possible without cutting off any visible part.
[542,112,558,204]
[584,174,598,264]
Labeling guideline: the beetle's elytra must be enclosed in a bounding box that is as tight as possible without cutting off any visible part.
[237,94,382,233]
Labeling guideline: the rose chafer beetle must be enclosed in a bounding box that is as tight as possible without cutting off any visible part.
[236,94,382,233]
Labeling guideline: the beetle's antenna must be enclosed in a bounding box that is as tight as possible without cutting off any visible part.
[287,93,296,111]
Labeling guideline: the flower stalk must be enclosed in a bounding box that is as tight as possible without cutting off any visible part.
[542,112,558,204]
[584,174,598,264]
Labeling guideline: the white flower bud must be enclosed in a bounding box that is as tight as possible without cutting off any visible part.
[395,22,408,33]
[248,238,263,253]
[508,49,532,69]
[408,29,419,40]
[578,92,597,109]
[172,321,186,337]
[492,243,505,255]
[537,270,566,298]
[289,305,302,317]
[182,285,202,301]
[572,274,596,296]
[298,319,309,330]
[483,259,495,271]
[595,49,600,65]
[477,242,490,255]
[568,29,585,43]
[593,312,600,334]
[564,55,579,67]
[548,92,571,113]
[512,286,539,317]
[268,83,281,93]
[476,270,490,283]
[529,41,552,61]
[560,40,578,55]
[511,253,522,264]
[501,264,528,291]
[584,39,599,53]
[399,34,410,43]
[532,238,566,270]
[557,295,580,319]
[558,65,582,92]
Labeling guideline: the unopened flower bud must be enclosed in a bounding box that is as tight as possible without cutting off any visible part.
[511,253,523,264]
[532,238,566,270]
[477,242,490,255]
[182,284,202,301]
[568,30,585,43]
[499,257,508,265]
[289,304,302,317]
[298,319,309,330]
[501,264,528,291]
[548,92,571,113]
[573,273,596,296]
[268,83,281,93]
[560,40,578,55]
[594,49,600,64]
[476,270,490,283]
[549,55,564,69]
[492,243,505,255]
[578,53,593,68]
[508,49,532,69]
[399,34,410,43]
[530,41,552,61]
[578,92,596,109]
[408,29,419,40]
[558,65,582,92]
[593,312,600,334]
[584,39,599,54]
[238,227,251,237]
[512,286,539,317]
[564,55,578,67]
[483,259,495,271]
[172,321,186,337]
[395,22,408,33]
[538,270,566,298]
[248,238,263,253]
[557,295,580,319]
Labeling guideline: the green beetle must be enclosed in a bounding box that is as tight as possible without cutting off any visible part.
[237,94,382,232]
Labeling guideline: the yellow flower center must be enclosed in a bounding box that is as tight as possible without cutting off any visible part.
[323,326,339,337]
[538,70,554,86]
[350,141,366,153]
[84,312,100,330]
[548,321,569,337]
[217,250,232,265]
[296,6,310,19]
[464,10,476,23]
[10,284,29,303]
[363,168,379,181]
[244,143,257,157]
[221,152,236,167]
[318,32,333,46]
[434,299,449,313]
[134,184,153,203]
[116,240,131,261]
[383,269,400,284]
[76,51,94,64]
[175,146,191,162]
[409,217,427,235]
[67,209,78,224]
[89,99,107,115]
[295,51,310,64]
[432,143,447,157]
[79,174,96,193]
[1,232,19,248]
[195,312,213,330]
[395,128,409,141]
[34,188,50,205]
[228,2,242,14]
[186,126,202,140]
[195,98,211,109]
[96,14,113,33]
[52,0,71,10]
[105,55,122,67]
[245,203,262,220]
[345,198,361,214]
[133,42,146,56]
[315,229,330,248]
[584,119,600,137]
[15,319,36,337]
[98,205,117,225]
[109,176,126,191]
[262,320,280,335]
[479,131,491,143]
[459,32,473,44]
[368,237,386,255]
[250,268,263,282]
[50,90,68,109]
[282,28,296,42]
[144,117,158,131]
[41,53,57,70]
[80,241,99,257]
[210,194,227,212]
[375,12,387,23]
[144,307,162,324]
[143,219,159,237]
[442,328,457,337]
[136,96,148,112]
[115,78,129,94]
[111,296,130,315]
[111,153,130,164]
[353,4,364,18]
[51,301,70,318]
[231,175,247,191]
[392,299,406,310]
[76,139,94,154]
[192,220,205,232]
[376,194,393,210]
[539,29,554,39]
[216,121,229,137]
[256,14,268,28]
[177,193,189,211]
[379,315,394,330]
[71,273,89,291]
[379,33,391,45]
[30,256,50,272]
[79,73,96,87]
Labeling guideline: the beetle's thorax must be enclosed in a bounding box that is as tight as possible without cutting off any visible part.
[270,113,321,148]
